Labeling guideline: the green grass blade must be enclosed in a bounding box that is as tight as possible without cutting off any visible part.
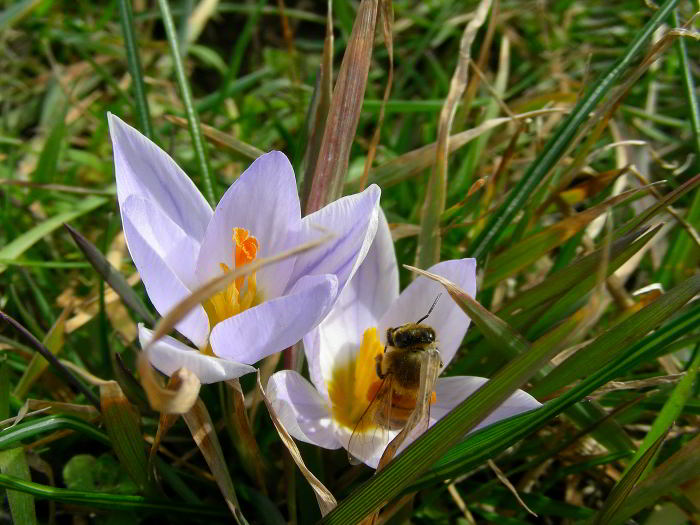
[0,0,41,32]
[658,9,700,287]
[65,224,155,326]
[621,347,700,474]
[466,0,679,262]
[532,274,700,398]
[483,188,646,288]
[616,173,700,238]
[610,432,700,524]
[116,0,153,138]
[0,416,109,449]
[32,111,65,185]
[0,196,107,275]
[0,448,37,525]
[498,225,659,321]
[13,309,67,399]
[415,302,700,488]
[100,382,151,494]
[156,0,216,206]
[590,430,668,525]
[0,472,229,517]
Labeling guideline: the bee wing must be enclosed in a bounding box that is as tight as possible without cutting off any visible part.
[347,375,394,466]
[377,349,441,470]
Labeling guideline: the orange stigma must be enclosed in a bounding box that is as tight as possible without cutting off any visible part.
[200,227,261,355]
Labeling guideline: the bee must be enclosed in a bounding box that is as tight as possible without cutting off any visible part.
[348,295,443,465]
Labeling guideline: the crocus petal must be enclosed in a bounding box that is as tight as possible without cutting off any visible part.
[303,209,398,397]
[194,151,301,298]
[108,113,212,241]
[332,424,399,470]
[267,371,341,449]
[378,258,477,369]
[210,273,338,364]
[139,325,255,384]
[122,195,200,290]
[430,376,542,430]
[122,208,210,347]
[288,184,381,297]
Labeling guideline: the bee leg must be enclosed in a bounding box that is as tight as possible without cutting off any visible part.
[375,354,385,379]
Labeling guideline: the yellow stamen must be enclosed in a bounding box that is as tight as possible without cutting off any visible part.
[200,227,260,354]
[328,327,383,431]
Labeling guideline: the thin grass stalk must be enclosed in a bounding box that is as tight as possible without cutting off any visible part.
[116,0,153,138]
[156,0,216,206]
[467,0,679,262]
[416,0,491,269]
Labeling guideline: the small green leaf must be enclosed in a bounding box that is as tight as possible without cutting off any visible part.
[0,448,37,525]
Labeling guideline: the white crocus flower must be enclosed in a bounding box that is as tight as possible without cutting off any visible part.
[267,211,542,468]
[108,113,380,384]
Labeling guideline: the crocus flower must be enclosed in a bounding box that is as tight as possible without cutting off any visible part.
[107,113,380,383]
[266,211,541,468]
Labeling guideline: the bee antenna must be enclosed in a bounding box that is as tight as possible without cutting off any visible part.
[416,293,441,324]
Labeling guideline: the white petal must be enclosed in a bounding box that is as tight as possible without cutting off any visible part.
[303,208,399,396]
[122,208,210,347]
[139,325,255,384]
[194,151,301,298]
[289,185,380,296]
[332,423,398,470]
[122,195,199,289]
[378,259,477,369]
[108,113,212,242]
[210,274,338,364]
[431,376,542,431]
[266,371,341,449]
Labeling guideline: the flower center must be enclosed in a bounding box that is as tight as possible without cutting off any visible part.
[327,327,437,433]
[200,227,261,354]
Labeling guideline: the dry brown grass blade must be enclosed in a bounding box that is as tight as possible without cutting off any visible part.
[225,378,268,495]
[148,412,179,470]
[305,0,380,214]
[416,0,492,269]
[359,0,394,191]
[138,358,201,414]
[301,0,334,210]
[182,398,249,525]
[144,232,332,351]
[257,371,337,516]
[589,374,685,399]
[488,459,537,516]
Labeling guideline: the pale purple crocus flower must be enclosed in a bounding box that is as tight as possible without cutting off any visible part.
[107,113,380,384]
[266,211,541,468]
